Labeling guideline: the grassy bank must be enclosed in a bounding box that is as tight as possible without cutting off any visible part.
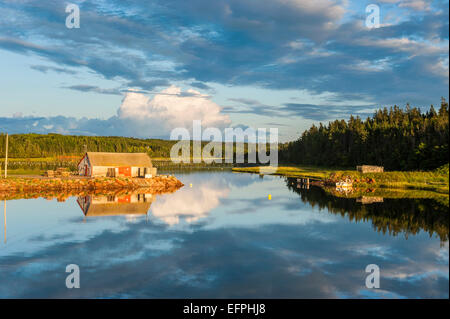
[233,165,341,179]
[233,164,449,194]
[0,175,184,197]
[322,186,449,206]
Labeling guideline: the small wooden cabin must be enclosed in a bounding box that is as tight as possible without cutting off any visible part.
[77,152,156,177]
[356,165,384,173]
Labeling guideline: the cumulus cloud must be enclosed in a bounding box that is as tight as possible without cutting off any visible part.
[118,86,231,131]
[0,86,231,138]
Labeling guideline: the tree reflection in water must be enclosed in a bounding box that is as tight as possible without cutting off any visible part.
[285,177,449,242]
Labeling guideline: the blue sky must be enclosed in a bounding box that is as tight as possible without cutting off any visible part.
[0,0,448,141]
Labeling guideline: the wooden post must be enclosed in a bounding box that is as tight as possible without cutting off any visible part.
[4,133,8,178]
[3,200,6,244]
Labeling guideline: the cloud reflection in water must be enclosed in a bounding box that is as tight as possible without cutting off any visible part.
[0,172,447,298]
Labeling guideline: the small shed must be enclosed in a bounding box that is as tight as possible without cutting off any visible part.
[77,152,157,177]
[356,165,384,173]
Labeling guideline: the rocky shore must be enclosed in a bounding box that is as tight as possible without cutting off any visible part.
[0,175,184,200]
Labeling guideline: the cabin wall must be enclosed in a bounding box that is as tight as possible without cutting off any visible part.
[77,156,92,176]
[79,155,156,178]
[148,167,157,177]
[91,166,154,177]
[91,166,117,177]
[133,167,156,177]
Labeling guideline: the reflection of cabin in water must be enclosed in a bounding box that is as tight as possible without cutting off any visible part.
[77,193,154,217]
[77,152,157,177]
[356,196,384,204]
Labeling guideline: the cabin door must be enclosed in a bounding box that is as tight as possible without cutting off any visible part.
[118,166,131,177]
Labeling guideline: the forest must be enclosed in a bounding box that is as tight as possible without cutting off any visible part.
[279,98,449,170]
[0,134,178,159]
[0,134,258,163]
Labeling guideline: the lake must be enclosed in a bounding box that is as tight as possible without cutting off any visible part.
[0,171,448,298]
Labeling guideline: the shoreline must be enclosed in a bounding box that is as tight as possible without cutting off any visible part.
[232,165,449,194]
[0,175,184,199]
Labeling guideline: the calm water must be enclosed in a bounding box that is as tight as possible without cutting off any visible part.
[0,171,448,298]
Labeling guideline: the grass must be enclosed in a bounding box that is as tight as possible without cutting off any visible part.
[5,157,62,162]
[232,165,336,179]
[233,164,449,194]
[3,168,45,175]
[330,170,448,194]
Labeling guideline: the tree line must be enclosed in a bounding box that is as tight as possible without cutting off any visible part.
[0,134,260,162]
[280,98,449,170]
[0,134,178,159]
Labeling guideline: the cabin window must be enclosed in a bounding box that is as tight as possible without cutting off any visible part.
[138,168,146,177]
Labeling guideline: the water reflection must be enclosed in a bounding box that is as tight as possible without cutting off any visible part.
[77,193,154,218]
[286,177,449,242]
[0,172,447,298]
[74,182,229,226]
[151,182,229,225]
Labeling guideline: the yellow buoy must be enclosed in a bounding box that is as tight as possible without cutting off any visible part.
[268,194,272,200]
[189,183,192,188]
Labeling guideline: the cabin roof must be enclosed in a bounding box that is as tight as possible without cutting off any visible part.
[85,152,152,167]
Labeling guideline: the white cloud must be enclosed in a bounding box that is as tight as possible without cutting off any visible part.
[354,37,448,56]
[118,86,231,134]
[398,0,431,11]
[378,0,431,11]
[0,85,232,139]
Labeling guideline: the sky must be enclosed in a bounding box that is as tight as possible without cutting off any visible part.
[0,0,448,141]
